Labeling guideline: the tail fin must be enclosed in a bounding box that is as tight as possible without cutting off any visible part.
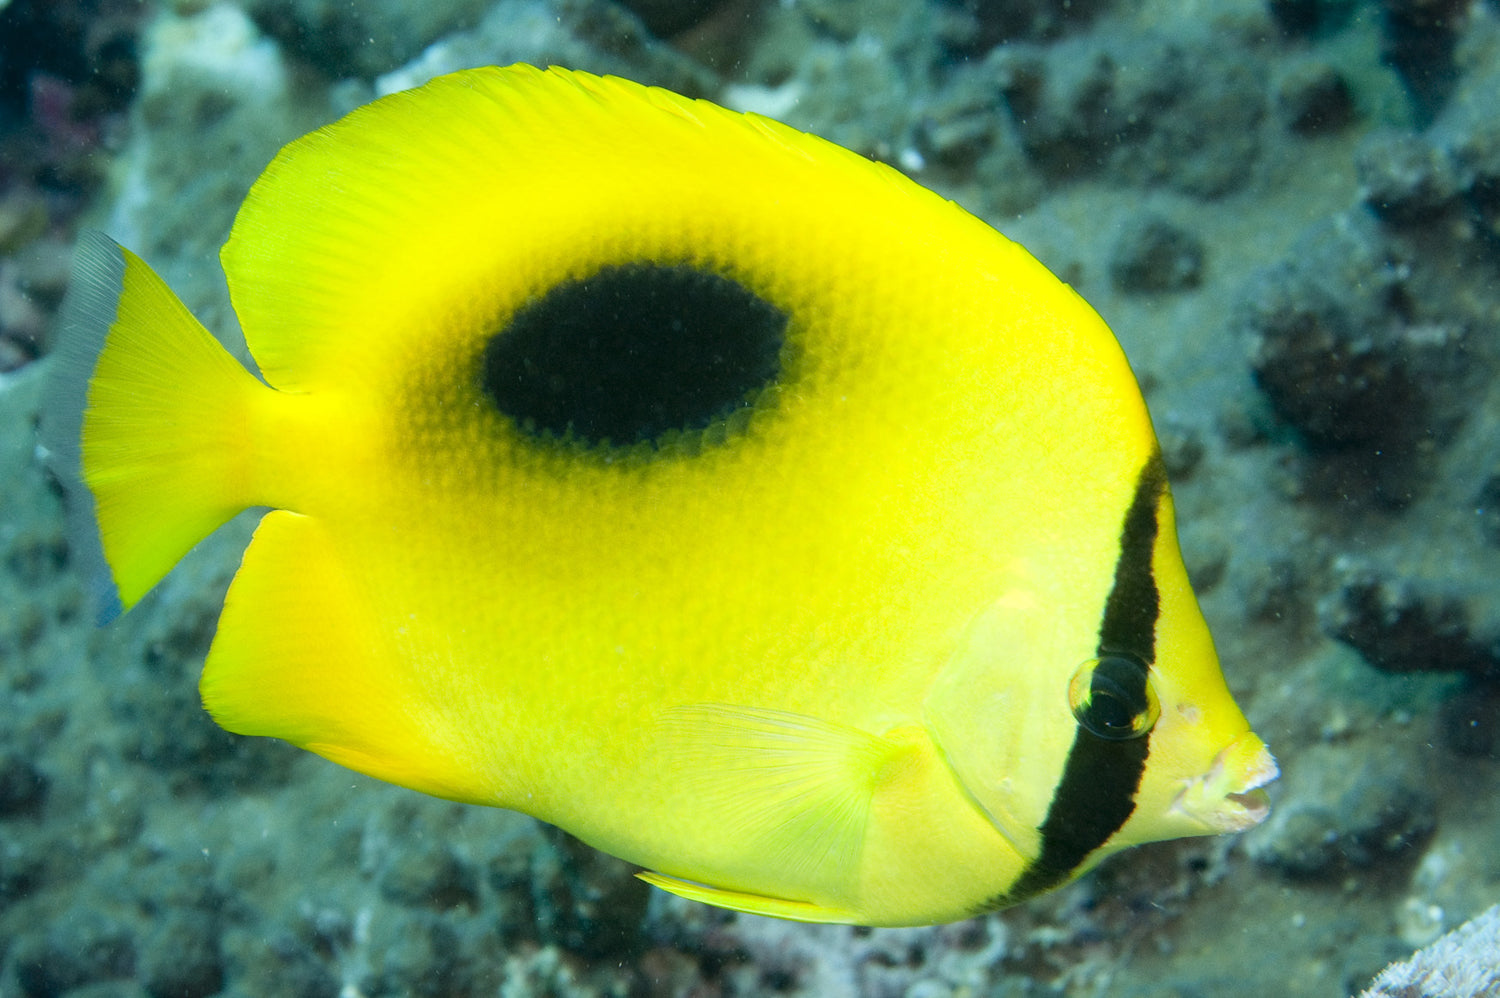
[44,232,265,618]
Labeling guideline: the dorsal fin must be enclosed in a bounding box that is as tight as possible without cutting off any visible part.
[219,64,922,392]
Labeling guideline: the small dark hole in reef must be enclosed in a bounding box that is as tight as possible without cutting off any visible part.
[481,262,788,448]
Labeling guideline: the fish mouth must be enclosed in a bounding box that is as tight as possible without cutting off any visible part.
[1171,732,1279,833]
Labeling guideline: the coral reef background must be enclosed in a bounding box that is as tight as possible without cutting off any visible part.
[2,0,1499,995]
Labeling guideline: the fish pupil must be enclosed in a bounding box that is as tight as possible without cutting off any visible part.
[481,262,789,447]
[1088,681,1135,732]
[1071,653,1154,740]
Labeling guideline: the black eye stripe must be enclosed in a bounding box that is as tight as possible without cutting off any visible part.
[976,453,1165,911]
[1096,454,1165,664]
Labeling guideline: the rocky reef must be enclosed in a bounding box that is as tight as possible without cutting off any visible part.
[2,0,1499,995]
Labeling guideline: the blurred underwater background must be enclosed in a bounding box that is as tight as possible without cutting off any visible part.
[2,0,1500,995]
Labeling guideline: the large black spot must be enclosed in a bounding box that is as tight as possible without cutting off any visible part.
[481,263,788,447]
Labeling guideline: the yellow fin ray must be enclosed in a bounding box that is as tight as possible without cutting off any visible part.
[657,704,897,902]
[637,871,859,924]
[45,232,265,612]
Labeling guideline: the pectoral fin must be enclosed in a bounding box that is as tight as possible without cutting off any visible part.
[656,703,898,903]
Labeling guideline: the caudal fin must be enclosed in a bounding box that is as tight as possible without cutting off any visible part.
[44,232,266,617]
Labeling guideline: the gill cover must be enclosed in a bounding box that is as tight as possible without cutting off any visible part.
[926,457,1272,905]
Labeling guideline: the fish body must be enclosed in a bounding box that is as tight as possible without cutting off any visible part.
[46,65,1276,926]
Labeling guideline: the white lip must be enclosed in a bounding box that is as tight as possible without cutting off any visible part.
[1171,734,1280,833]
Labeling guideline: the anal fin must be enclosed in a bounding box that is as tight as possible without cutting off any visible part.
[200,510,491,804]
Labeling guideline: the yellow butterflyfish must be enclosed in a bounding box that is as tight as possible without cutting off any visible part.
[44,64,1276,926]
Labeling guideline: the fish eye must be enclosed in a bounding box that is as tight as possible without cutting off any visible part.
[1068,654,1159,740]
